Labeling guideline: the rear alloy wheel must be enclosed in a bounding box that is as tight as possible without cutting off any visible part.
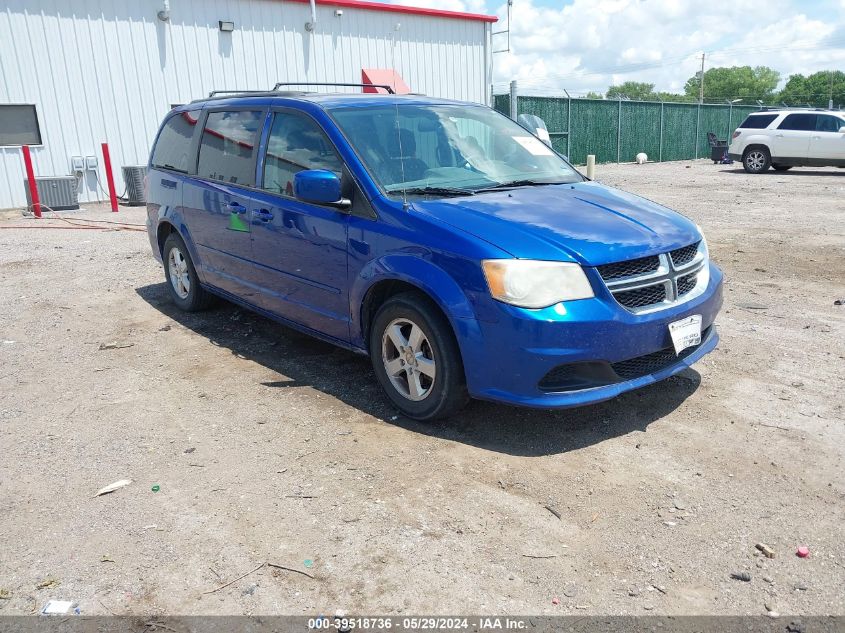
[772,164,792,171]
[370,292,468,421]
[162,233,213,311]
[742,147,771,174]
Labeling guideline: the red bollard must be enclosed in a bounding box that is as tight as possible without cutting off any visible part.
[22,145,41,218]
[101,142,118,212]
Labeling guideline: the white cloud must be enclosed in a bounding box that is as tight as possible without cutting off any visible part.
[381,0,845,97]
[488,0,845,96]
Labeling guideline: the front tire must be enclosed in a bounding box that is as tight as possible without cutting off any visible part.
[162,233,213,311]
[370,292,468,421]
[742,147,771,174]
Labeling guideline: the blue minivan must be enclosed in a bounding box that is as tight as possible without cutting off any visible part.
[146,88,723,420]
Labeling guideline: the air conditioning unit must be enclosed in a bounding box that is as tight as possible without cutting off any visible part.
[24,176,79,211]
[122,165,147,206]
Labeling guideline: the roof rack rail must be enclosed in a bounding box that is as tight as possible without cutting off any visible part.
[208,89,269,97]
[272,82,396,94]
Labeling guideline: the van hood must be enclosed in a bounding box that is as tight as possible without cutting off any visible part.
[410,181,701,265]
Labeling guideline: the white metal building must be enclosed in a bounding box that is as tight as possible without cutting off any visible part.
[0,0,495,209]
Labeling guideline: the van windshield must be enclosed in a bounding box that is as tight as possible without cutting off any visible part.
[329,104,582,195]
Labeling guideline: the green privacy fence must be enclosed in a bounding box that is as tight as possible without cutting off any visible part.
[493,94,764,165]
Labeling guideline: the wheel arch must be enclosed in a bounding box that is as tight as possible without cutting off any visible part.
[352,255,483,359]
[742,143,771,158]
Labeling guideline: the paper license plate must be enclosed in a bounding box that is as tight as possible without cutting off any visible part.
[668,314,702,355]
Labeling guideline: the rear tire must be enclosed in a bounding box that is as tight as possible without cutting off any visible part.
[742,147,771,174]
[772,164,792,171]
[162,233,214,312]
[370,292,468,421]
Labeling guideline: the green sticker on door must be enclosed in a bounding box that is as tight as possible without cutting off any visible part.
[228,213,249,232]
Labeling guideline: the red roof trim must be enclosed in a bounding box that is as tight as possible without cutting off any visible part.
[286,0,498,23]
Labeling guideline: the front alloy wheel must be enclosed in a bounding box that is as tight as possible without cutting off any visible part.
[382,318,437,401]
[370,292,468,421]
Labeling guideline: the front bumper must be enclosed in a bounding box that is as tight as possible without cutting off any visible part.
[459,262,724,409]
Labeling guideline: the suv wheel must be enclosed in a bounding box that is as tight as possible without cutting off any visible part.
[742,147,771,174]
[370,292,468,421]
[163,233,213,311]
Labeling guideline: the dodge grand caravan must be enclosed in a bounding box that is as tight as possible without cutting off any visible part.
[146,89,723,420]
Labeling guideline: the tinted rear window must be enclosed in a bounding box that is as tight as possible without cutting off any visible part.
[151,111,200,172]
[738,114,777,129]
[778,113,816,131]
[197,110,264,187]
[816,114,844,132]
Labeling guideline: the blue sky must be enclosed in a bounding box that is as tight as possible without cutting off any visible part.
[377,0,845,95]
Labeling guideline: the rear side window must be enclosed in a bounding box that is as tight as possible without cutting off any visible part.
[816,115,844,132]
[197,110,264,186]
[262,111,342,196]
[738,114,777,129]
[151,110,200,172]
[778,113,817,131]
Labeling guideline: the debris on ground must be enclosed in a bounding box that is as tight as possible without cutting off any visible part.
[796,546,810,558]
[41,600,75,615]
[551,597,560,605]
[35,577,60,590]
[834,299,843,306]
[203,562,265,595]
[94,479,132,497]
[730,572,752,582]
[755,543,776,558]
[151,484,160,492]
[0,588,11,599]
[100,555,114,563]
[97,342,134,350]
[267,562,315,580]
[543,504,562,520]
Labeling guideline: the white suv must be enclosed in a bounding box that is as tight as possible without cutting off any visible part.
[728,109,845,173]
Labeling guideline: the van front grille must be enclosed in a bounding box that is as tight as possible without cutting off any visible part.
[596,242,705,314]
[597,255,660,281]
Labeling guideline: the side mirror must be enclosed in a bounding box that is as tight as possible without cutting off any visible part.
[293,170,350,208]
[517,113,552,146]
[839,126,845,133]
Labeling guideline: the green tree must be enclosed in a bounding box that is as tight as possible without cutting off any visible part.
[655,91,695,103]
[683,66,780,102]
[583,91,604,99]
[778,70,845,107]
[606,81,656,100]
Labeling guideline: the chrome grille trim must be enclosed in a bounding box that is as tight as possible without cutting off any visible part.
[598,245,707,314]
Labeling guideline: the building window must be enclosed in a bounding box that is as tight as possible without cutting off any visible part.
[0,104,42,146]
[197,110,263,187]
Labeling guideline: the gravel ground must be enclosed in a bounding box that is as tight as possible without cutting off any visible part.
[0,160,843,617]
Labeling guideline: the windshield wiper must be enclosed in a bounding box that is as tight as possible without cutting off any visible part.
[475,179,566,192]
[389,186,476,197]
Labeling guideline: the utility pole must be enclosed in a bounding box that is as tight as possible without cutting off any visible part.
[830,71,834,110]
[698,53,705,103]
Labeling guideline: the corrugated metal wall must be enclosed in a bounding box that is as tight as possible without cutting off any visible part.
[0,0,490,209]
[494,94,764,165]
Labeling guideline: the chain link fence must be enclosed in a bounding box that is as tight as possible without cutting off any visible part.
[493,93,766,165]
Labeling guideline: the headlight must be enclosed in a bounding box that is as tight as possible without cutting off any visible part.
[696,226,709,259]
[482,259,594,308]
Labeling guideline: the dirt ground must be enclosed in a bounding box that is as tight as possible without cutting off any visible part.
[0,160,843,618]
